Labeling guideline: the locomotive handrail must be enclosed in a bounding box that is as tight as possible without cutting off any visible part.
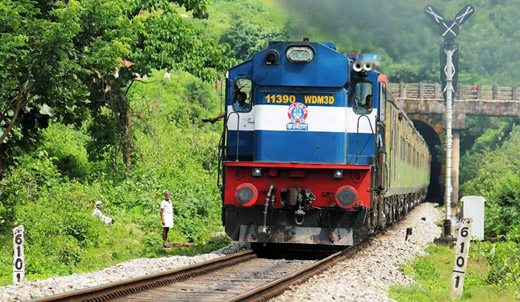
[226,111,240,161]
[217,119,227,191]
[217,111,240,190]
[217,77,226,190]
[262,184,275,232]
[355,114,377,165]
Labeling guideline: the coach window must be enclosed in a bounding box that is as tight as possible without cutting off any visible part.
[354,81,373,115]
[232,79,253,113]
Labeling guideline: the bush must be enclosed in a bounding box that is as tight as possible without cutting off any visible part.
[480,241,520,296]
[0,150,61,234]
[461,126,520,237]
[41,123,93,180]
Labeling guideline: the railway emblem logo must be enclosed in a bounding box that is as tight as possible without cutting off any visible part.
[286,103,308,131]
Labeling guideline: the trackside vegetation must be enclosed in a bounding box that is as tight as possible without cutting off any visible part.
[389,244,518,301]
[393,118,520,300]
[0,71,227,284]
[459,122,520,298]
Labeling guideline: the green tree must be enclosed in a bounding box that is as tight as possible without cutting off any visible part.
[221,19,288,61]
[67,0,230,176]
[0,0,89,176]
[0,0,230,177]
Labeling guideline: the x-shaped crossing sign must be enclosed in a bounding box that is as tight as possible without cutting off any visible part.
[424,5,444,24]
[455,5,475,25]
[441,20,459,40]
[425,5,475,40]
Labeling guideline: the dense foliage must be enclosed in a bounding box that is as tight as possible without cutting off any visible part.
[0,0,230,177]
[460,123,520,238]
[195,0,289,62]
[458,118,520,293]
[0,0,90,174]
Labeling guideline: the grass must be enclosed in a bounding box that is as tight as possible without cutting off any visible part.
[389,244,517,301]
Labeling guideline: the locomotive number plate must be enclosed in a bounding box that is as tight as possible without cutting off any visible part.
[265,94,296,104]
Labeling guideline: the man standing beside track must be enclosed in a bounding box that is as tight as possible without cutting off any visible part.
[160,190,174,248]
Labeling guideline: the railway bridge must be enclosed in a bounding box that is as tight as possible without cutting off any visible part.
[389,82,520,209]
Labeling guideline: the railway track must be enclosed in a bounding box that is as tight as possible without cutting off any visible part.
[30,250,256,302]
[30,242,366,302]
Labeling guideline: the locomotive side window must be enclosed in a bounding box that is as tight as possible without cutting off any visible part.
[354,81,373,115]
[232,79,253,113]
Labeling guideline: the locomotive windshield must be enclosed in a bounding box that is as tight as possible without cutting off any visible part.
[232,79,253,112]
[353,81,373,115]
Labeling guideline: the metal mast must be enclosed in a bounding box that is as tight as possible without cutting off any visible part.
[425,4,474,236]
[444,43,456,226]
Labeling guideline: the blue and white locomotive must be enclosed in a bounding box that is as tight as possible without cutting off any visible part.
[216,40,430,247]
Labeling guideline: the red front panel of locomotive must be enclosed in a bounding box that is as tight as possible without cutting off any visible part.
[224,162,372,210]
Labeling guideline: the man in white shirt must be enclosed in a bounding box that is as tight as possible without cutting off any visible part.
[160,190,174,248]
[92,201,114,224]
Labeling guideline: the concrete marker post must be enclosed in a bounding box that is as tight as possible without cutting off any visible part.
[13,225,25,284]
[450,218,472,300]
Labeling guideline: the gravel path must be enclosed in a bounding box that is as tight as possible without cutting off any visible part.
[273,202,443,302]
[0,203,440,302]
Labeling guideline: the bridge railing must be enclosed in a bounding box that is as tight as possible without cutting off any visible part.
[389,83,520,101]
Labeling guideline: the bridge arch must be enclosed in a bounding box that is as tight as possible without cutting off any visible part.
[412,119,443,203]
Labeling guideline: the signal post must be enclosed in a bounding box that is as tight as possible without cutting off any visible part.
[425,4,475,237]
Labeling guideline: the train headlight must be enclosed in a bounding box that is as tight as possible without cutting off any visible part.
[353,61,363,72]
[235,183,258,207]
[252,167,262,177]
[335,185,358,209]
[333,170,343,179]
[286,47,314,63]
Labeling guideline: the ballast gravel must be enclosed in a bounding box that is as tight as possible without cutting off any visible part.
[0,252,230,302]
[273,202,443,302]
[0,203,441,302]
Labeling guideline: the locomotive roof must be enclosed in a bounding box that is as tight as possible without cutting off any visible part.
[229,41,350,88]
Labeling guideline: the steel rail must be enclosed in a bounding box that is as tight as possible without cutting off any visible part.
[229,215,414,302]
[227,242,368,302]
[30,250,256,302]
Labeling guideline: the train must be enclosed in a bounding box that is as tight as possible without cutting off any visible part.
[216,40,430,247]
